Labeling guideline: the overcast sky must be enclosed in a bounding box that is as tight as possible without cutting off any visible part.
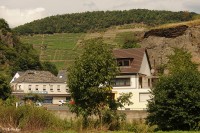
[0,0,200,28]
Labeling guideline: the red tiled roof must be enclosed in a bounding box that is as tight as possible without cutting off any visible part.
[113,48,146,74]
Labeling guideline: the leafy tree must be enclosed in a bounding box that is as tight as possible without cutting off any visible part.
[167,48,198,74]
[147,70,200,131]
[0,19,10,31]
[147,49,200,131]
[0,75,11,100]
[122,39,141,49]
[67,38,118,124]
[0,19,58,81]
[41,61,58,75]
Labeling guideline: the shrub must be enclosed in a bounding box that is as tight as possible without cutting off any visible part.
[0,105,69,132]
[147,70,200,131]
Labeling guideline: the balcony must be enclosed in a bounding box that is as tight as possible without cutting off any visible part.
[29,91,48,94]
[12,90,24,93]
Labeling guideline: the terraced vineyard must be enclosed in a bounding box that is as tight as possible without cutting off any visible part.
[20,24,146,70]
[20,33,85,70]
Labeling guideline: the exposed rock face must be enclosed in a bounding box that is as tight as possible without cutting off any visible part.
[144,25,189,38]
[140,25,200,71]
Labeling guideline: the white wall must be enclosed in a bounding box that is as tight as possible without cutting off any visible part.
[11,82,69,95]
[10,73,20,83]
[139,53,151,76]
[113,75,151,110]
[53,96,67,104]
[11,82,69,105]
[113,75,137,89]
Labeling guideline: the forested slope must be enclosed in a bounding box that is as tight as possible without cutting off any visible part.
[0,19,57,80]
[13,9,196,35]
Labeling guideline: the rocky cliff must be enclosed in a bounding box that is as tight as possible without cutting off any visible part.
[140,25,200,72]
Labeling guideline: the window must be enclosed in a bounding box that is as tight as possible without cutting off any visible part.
[28,85,32,90]
[35,85,39,91]
[111,78,130,86]
[139,93,151,102]
[43,85,46,91]
[148,79,151,87]
[66,85,69,92]
[50,85,53,92]
[139,77,143,88]
[117,59,132,66]
[57,85,60,92]
[43,97,53,104]
[18,85,21,90]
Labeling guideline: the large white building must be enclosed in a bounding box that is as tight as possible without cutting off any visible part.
[112,48,157,110]
[10,48,156,109]
[10,70,69,104]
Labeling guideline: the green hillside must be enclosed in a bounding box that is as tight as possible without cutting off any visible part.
[20,33,84,70]
[16,9,199,70]
[0,19,58,80]
[20,23,146,69]
[14,9,197,35]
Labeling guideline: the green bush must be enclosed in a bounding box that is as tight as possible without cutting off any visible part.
[0,105,69,132]
[147,70,200,131]
[120,119,156,133]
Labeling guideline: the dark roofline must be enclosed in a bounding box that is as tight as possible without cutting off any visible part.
[144,49,152,71]
[113,48,146,74]
[12,70,65,83]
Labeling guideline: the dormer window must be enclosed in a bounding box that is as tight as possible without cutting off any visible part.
[117,58,132,66]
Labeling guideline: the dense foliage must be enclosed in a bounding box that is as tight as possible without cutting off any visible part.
[67,38,118,123]
[0,104,155,132]
[166,48,198,74]
[0,75,11,100]
[147,49,200,131]
[0,19,58,81]
[0,105,67,132]
[14,9,196,35]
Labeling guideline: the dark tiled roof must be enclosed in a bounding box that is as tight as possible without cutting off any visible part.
[113,48,146,74]
[17,71,25,76]
[13,70,65,83]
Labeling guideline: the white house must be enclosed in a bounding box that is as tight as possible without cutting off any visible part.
[112,48,157,110]
[10,70,70,104]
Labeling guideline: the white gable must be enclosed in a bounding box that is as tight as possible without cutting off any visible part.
[139,52,151,76]
[10,72,20,83]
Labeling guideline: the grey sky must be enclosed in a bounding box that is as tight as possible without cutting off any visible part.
[0,0,200,27]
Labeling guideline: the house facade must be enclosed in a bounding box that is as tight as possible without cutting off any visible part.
[10,70,69,104]
[112,48,157,110]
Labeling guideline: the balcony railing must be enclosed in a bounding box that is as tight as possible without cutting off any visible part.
[29,91,48,94]
[12,90,24,93]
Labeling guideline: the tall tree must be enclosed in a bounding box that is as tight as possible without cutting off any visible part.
[167,48,198,74]
[67,38,118,122]
[0,75,11,100]
[147,48,200,131]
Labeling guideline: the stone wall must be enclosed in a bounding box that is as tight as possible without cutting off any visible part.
[51,110,148,122]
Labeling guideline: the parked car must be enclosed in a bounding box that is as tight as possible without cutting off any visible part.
[58,100,66,106]
[35,101,42,107]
